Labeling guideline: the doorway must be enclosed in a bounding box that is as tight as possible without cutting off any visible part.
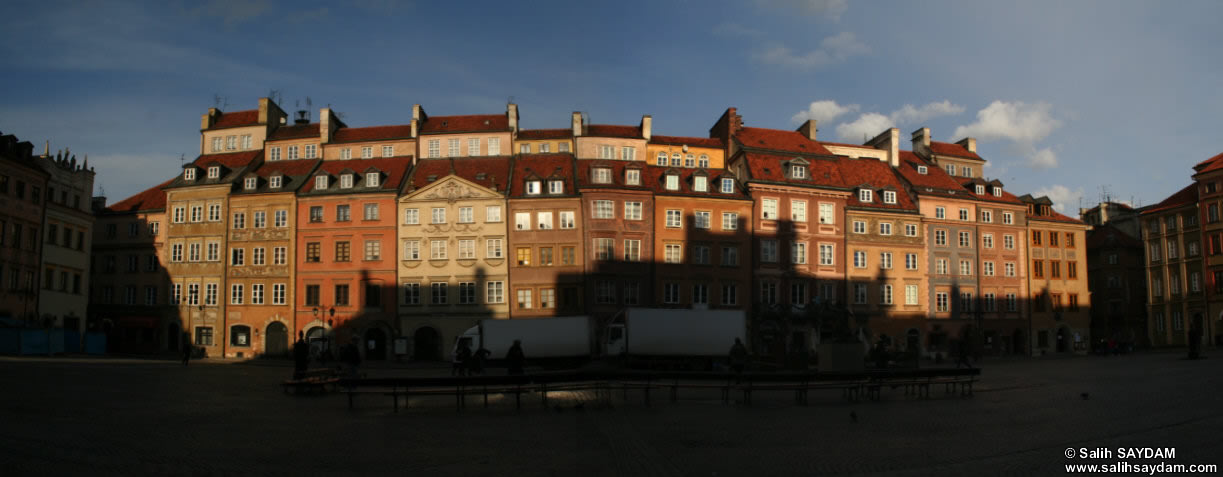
[265,322,289,357]
[365,328,387,360]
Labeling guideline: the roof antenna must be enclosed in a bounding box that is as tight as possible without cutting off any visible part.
[180,153,185,167]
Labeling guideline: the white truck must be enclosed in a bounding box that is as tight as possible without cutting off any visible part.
[607,308,748,369]
[454,316,595,361]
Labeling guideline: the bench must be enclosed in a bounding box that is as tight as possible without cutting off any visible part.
[282,369,340,394]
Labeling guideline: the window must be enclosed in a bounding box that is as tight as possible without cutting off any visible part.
[403,240,424,261]
[211,137,222,152]
[595,239,614,260]
[670,153,681,166]
[489,138,501,155]
[879,252,893,269]
[448,139,460,156]
[854,284,867,304]
[341,148,353,160]
[171,244,183,262]
[721,284,738,306]
[244,177,257,190]
[547,180,564,194]
[762,198,778,219]
[722,246,739,266]
[1033,260,1044,278]
[792,242,808,264]
[1004,235,1015,249]
[960,260,972,276]
[761,240,778,263]
[269,147,281,161]
[458,239,475,260]
[983,261,995,276]
[935,230,947,246]
[819,203,834,224]
[1032,230,1043,246]
[655,152,667,166]
[562,246,575,265]
[559,211,575,229]
[905,285,919,305]
[204,283,218,306]
[250,284,264,305]
[383,146,394,158]
[853,250,867,268]
[271,283,286,305]
[959,231,972,247]
[905,224,917,237]
[454,206,473,224]
[722,212,738,230]
[664,243,682,264]
[252,247,266,265]
[791,200,807,222]
[516,289,533,309]
[274,247,286,265]
[335,241,351,262]
[883,191,896,204]
[149,222,159,236]
[879,223,892,235]
[880,284,893,305]
[253,211,266,228]
[691,245,711,265]
[721,178,734,194]
[194,327,213,346]
[431,207,446,224]
[485,282,503,304]
[760,282,778,305]
[514,212,531,231]
[363,203,379,220]
[403,283,420,305]
[1049,232,1060,247]
[594,200,614,219]
[315,175,328,190]
[309,206,323,223]
[819,244,834,266]
[981,210,992,223]
[946,165,956,176]
[402,208,420,225]
[189,205,203,223]
[663,283,681,304]
[694,176,708,192]
[231,248,245,266]
[935,207,945,219]
[698,155,709,168]
[288,146,299,160]
[959,209,969,221]
[459,282,478,304]
[666,209,682,228]
[599,145,615,159]
[424,239,444,260]
[983,234,994,248]
[859,189,872,202]
[624,202,643,221]
[1050,260,1061,278]
[526,181,541,195]
[625,169,641,186]
[691,211,711,229]
[665,175,679,190]
[304,144,317,159]
[207,166,220,179]
[274,210,287,227]
[433,283,449,305]
[427,140,440,158]
[188,243,201,262]
[791,165,806,178]
[975,185,985,195]
[905,253,918,270]
[621,147,635,161]
[936,292,949,312]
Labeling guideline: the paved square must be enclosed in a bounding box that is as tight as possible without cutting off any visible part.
[1,352,1219,476]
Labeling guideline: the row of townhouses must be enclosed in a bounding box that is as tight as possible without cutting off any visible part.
[86,98,1093,361]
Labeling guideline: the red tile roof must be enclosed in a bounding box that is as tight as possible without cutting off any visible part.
[734,127,834,156]
[516,129,572,140]
[210,109,258,129]
[575,160,651,190]
[895,150,968,192]
[837,158,917,211]
[407,157,511,193]
[300,157,412,194]
[958,179,1025,205]
[929,141,982,160]
[192,150,262,169]
[420,115,509,134]
[585,124,642,139]
[643,165,747,199]
[819,140,872,148]
[252,159,319,178]
[739,152,844,188]
[268,123,320,141]
[105,178,175,213]
[332,125,414,143]
[1192,152,1223,175]
[509,154,575,197]
[649,135,723,149]
[1142,183,1199,215]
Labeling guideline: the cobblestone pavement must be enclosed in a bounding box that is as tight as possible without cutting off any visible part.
[1,351,1220,476]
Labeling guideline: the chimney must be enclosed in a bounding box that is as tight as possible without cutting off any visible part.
[571,112,583,137]
[410,118,418,139]
[259,97,286,132]
[796,119,818,141]
[955,137,976,153]
[293,110,309,125]
[320,107,335,144]
[201,108,220,130]
[91,196,107,212]
[867,128,901,167]
[911,127,931,155]
[709,107,743,142]
[640,115,652,140]
[412,104,427,123]
[507,103,519,134]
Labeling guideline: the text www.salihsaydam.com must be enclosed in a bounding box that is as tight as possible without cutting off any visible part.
[1065,462,1217,474]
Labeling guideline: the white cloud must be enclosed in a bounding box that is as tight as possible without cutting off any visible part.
[758,0,849,21]
[791,100,858,124]
[1031,185,1083,213]
[1027,147,1058,169]
[890,100,966,124]
[755,32,869,69]
[953,101,1061,144]
[836,113,892,142]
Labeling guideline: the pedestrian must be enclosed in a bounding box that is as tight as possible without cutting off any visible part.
[292,331,309,379]
[728,338,747,381]
[452,340,470,376]
[470,345,490,375]
[181,332,192,366]
[954,339,972,369]
[506,339,525,375]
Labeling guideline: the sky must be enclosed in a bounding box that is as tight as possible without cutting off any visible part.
[2,0,1221,213]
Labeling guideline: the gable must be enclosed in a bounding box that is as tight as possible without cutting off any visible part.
[403,174,501,202]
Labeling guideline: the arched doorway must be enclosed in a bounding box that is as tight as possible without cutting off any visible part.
[1056,327,1069,353]
[306,326,328,357]
[414,327,440,361]
[167,323,179,351]
[365,328,387,360]
[265,322,289,357]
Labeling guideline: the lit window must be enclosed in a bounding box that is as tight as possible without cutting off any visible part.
[665,175,679,190]
[694,176,707,192]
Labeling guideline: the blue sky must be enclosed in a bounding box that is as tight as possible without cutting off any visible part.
[2,0,1221,213]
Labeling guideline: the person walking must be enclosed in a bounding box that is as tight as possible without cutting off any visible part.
[181,332,192,366]
[292,331,309,379]
[728,338,747,382]
[506,339,525,375]
[470,345,490,375]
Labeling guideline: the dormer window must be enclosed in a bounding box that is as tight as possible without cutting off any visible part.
[883,191,896,204]
[270,176,282,188]
[244,177,257,190]
[315,175,328,190]
[184,168,196,181]
[694,176,708,192]
[340,174,353,189]
[549,180,563,194]
[665,174,679,191]
[859,189,873,202]
[592,168,611,184]
[626,169,641,186]
[975,185,985,195]
[655,152,667,166]
[526,181,541,195]
[207,166,220,179]
[791,165,806,179]
[946,165,955,176]
[721,178,734,194]
[993,187,1002,197]
[366,172,380,188]
[917,165,928,174]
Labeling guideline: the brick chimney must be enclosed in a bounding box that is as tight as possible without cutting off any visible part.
[507,103,519,134]
[955,137,977,153]
[796,119,818,141]
[412,104,427,123]
[201,108,220,130]
[410,118,418,139]
[319,107,344,144]
[640,115,652,140]
[571,112,583,137]
[911,127,931,155]
[709,107,743,142]
[868,128,901,167]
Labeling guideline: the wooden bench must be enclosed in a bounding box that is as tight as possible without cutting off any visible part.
[282,368,340,394]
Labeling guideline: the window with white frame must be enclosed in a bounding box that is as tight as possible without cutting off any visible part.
[250,284,263,305]
[791,200,807,222]
[459,239,476,259]
[905,253,918,270]
[521,144,531,154]
[859,189,872,202]
[403,240,420,260]
[458,207,474,224]
[340,174,353,189]
[559,211,575,229]
[962,166,972,177]
[761,240,778,262]
[983,234,994,248]
[537,211,553,229]
[655,152,668,166]
[404,208,419,225]
[960,260,973,276]
[184,168,196,181]
[340,148,352,160]
[624,239,641,261]
[207,166,220,179]
[722,212,738,230]
[366,173,380,188]
[621,147,635,161]
[485,239,502,259]
[819,244,834,265]
[695,211,711,229]
[515,212,531,230]
[206,242,219,261]
[853,250,867,268]
[946,164,956,176]
[1004,234,1015,249]
[269,147,281,161]
[853,221,866,234]
[792,242,807,264]
[599,145,615,159]
[244,177,257,190]
[270,176,282,188]
[231,284,244,305]
[1003,212,1014,225]
[211,137,222,152]
[854,284,868,304]
[880,252,892,269]
[274,247,286,265]
[935,207,945,219]
[791,164,806,179]
[905,224,917,236]
[665,175,679,190]
[363,203,379,220]
[288,146,299,160]
[721,178,734,193]
[549,180,563,194]
[304,144,316,159]
[486,281,504,303]
[315,175,328,190]
[595,238,614,260]
[626,169,640,185]
[685,155,695,168]
[208,204,221,222]
[594,200,614,219]
[430,240,447,260]
[468,138,481,156]
[721,246,739,266]
[762,198,778,219]
[818,203,834,224]
[488,138,500,155]
[486,206,501,222]
[664,244,682,263]
[983,261,995,276]
[670,153,681,166]
[593,167,612,184]
[879,223,892,235]
[190,205,202,222]
[448,139,460,156]
[1005,262,1015,277]
[427,140,440,158]
[905,285,919,305]
[959,208,969,221]
[959,231,972,247]
[252,247,266,265]
[665,209,682,228]
[431,207,446,224]
[880,284,893,305]
[362,146,373,158]
[883,191,896,204]
[694,176,707,192]
[981,210,992,223]
[975,184,985,195]
[936,259,948,275]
